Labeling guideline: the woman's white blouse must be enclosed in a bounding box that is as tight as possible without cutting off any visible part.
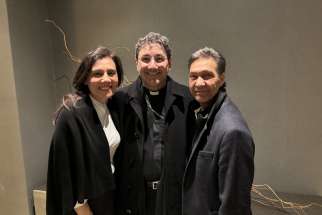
[90,96,121,173]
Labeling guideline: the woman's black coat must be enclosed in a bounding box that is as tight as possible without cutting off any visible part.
[46,95,126,215]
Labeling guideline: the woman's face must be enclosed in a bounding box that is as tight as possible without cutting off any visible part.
[86,57,118,103]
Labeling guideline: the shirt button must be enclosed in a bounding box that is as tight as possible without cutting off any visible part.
[134,132,139,139]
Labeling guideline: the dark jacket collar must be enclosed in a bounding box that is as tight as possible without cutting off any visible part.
[127,76,188,102]
[75,95,100,124]
[187,90,227,162]
[204,90,227,129]
[75,94,120,134]
[190,90,227,149]
[125,76,189,131]
[190,90,227,121]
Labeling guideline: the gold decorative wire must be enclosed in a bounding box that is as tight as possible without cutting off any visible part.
[252,184,322,215]
[45,19,132,85]
[45,19,81,63]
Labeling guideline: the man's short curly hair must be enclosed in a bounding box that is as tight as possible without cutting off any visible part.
[135,32,172,60]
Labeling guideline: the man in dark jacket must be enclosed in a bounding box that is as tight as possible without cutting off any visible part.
[183,47,255,215]
[115,32,192,215]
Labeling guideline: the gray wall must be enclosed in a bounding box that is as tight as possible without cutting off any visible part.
[1,0,55,214]
[1,1,322,214]
[0,0,30,214]
[48,0,322,196]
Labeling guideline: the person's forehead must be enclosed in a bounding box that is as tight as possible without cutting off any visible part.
[138,43,166,55]
[92,57,116,69]
[190,57,217,71]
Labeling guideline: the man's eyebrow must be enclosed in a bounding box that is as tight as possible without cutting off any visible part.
[190,70,212,73]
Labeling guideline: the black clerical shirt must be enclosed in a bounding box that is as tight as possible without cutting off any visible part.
[143,87,166,181]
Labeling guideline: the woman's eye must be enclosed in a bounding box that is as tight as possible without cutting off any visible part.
[92,71,103,77]
[107,70,116,76]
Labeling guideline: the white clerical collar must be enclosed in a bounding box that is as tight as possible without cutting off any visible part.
[149,90,159,95]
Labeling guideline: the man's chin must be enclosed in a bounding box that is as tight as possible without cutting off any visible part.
[144,80,165,91]
[195,97,209,104]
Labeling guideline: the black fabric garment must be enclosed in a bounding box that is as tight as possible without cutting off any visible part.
[114,77,193,215]
[145,188,157,215]
[88,190,115,215]
[46,94,126,215]
[144,86,166,115]
[190,95,218,151]
[143,91,166,181]
[183,90,255,215]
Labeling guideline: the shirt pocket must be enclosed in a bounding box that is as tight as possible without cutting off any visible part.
[195,150,214,196]
[198,150,214,159]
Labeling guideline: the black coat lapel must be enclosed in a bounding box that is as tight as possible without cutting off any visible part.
[127,78,145,159]
[78,96,110,163]
[108,98,121,135]
[186,91,227,169]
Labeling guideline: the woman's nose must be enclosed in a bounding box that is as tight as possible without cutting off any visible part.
[101,72,111,82]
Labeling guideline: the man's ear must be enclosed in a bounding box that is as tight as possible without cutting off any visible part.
[168,59,172,69]
[219,73,225,86]
[136,59,140,73]
[220,73,225,80]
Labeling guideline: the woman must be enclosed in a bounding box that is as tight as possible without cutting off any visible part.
[46,47,125,215]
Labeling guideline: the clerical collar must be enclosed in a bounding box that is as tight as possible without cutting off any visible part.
[149,90,159,95]
[143,86,166,97]
[143,86,166,116]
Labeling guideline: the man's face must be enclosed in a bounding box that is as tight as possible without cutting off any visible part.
[136,43,171,91]
[189,57,225,108]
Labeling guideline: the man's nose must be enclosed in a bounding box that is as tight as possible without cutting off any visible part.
[195,76,205,86]
[147,59,158,69]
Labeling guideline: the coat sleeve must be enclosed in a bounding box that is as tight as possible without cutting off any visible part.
[46,110,78,215]
[218,129,255,215]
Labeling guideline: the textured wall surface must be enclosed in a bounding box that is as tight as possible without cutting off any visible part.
[0,0,30,214]
[1,1,322,214]
[48,0,322,196]
[3,0,55,214]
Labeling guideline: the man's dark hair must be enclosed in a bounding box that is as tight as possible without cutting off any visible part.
[188,47,226,90]
[188,47,226,75]
[135,32,172,60]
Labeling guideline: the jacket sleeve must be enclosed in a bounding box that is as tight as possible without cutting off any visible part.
[218,129,255,215]
[46,110,77,215]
